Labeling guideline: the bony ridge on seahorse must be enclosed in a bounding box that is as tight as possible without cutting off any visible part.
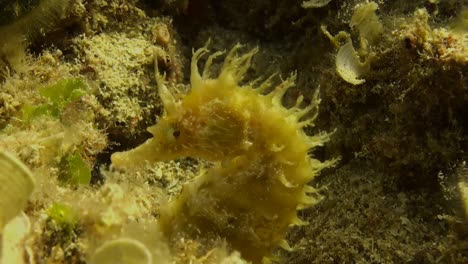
[111,41,338,263]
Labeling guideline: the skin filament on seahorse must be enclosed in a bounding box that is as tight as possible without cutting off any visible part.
[111,42,337,263]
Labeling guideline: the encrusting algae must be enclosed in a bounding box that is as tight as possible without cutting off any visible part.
[111,42,337,263]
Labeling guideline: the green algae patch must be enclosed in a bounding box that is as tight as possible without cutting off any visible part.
[47,203,78,227]
[46,202,80,246]
[39,78,88,112]
[21,104,53,124]
[59,151,92,186]
[21,78,89,123]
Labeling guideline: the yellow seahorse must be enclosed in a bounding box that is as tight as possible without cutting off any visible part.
[111,42,337,263]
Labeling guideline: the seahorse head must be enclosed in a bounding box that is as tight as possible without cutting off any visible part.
[125,43,260,165]
[111,44,258,168]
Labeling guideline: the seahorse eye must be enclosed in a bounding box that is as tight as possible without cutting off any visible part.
[172,130,181,138]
